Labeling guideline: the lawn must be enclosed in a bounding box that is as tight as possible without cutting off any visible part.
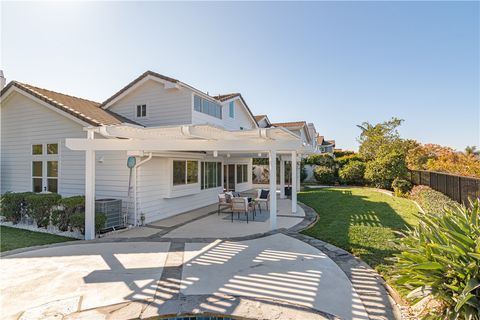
[0,226,75,252]
[299,187,420,275]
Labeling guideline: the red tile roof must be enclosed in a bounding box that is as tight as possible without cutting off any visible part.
[1,81,138,126]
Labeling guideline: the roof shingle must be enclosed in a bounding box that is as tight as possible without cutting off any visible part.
[1,81,138,126]
[271,121,307,128]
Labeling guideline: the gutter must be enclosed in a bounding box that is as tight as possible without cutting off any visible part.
[133,153,153,226]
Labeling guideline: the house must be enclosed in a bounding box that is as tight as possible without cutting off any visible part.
[270,121,314,148]
[1,70,313,239]
[316,135,336,154]
[254,115,272,128]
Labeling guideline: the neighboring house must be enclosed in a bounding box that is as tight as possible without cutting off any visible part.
[316,135,336,154]
[1,70,313,238]
[270,121,313,148]
[254,115,272,128]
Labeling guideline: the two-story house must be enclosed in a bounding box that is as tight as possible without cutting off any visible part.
[1,71,308,239]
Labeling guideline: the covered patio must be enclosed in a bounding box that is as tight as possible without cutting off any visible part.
[106,191,306,239]
[66,124,310,240]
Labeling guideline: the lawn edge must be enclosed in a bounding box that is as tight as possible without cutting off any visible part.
[293,202,407,320]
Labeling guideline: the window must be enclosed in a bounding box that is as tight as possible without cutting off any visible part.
[136,104,147,117]
[47,143,58,155]
[193,95,222,119]
[32,144,43,155]
[173,160,198,186]
[229,101,234,118]
[32,161,43,192]
[31,143,60,193]
[200,162,222,189]
[236,164,248,184]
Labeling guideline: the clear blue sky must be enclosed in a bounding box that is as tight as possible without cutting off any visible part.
[1,1,479,151]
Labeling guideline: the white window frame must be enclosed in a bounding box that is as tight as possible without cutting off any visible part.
[136,104,147,118]
[200,161,223,190]
[31,142,60,193]
[172,159,199,187]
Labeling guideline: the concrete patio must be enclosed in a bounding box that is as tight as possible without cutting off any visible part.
[106,192,305,240]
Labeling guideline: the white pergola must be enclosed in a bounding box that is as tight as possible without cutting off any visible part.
[66,124,309,240]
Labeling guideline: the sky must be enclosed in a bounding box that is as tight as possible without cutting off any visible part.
[1,1,479,151]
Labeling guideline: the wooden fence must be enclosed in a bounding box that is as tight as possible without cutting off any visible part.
[410,170,480,205]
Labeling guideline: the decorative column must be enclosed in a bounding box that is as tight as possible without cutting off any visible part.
[280,157,285,199]
[85,130,96,240]
[269,150,277,230]
[291,151,297,213]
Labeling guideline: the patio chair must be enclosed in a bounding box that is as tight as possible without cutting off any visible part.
[218,193,233,215]
[231,197,253,223]
[254,189,270,213]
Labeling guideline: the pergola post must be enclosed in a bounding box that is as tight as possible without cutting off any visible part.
[84,130,96,240]
[291,151,297,213]
[269,150,277,230]
[280,157,285,199]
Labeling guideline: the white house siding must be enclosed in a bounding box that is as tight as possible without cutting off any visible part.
[136,155,224,223]
[107,79,192,127]
[1,92,85,195]
[0,92,131,216]
[222,99,256,130]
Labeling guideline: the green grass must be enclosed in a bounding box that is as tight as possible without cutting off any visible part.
[299,187,419,276]
[0,226,75,252]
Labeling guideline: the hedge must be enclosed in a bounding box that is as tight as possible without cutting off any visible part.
[313,166,336,185]
[410,185,458,214]
[338,161,366,185]
[0,192,34,223]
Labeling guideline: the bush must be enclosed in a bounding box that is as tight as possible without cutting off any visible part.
[304,154,335,168]
[53,196,85,231]
[300,165,307,182]
[24,193,61,228]
[313,166,335,185]
[334,150,355,158]
[339,161,366,185]
[392,178,412,197]
[335,154,364,169]
[70,212,107,235]
[392,199,480,319]
[410,185,458,214]
[0,192,34,223]
[364,150,408,189]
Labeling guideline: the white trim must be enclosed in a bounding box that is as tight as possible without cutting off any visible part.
[3,87,91,127]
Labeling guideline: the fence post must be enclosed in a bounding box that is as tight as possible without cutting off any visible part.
[458,176,462,204]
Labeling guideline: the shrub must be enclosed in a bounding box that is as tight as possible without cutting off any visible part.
[53,196,85,231]
[410,185,458,214]
[0,192,33,223]
[339,161,366,185]
[300,165,308,182]
[70,212,107,235]
[364,150,408,189]
[392,178,412,197]
[304,154,335,168]
[24,193,61,228]
[334,150,355,158]
[335,154,364,169]
[391,199,480,319]
[313,166,335,185]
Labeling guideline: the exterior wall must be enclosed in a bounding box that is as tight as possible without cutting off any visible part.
[107,79,192,127]
[0,92,131,213]
[222,100,256,130]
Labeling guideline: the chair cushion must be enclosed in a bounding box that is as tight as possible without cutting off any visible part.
[232,192,241,197]
[260,189,270,199]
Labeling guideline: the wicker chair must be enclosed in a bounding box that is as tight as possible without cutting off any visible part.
[231,197,252,223]
[218,193,233,215]
[254,189,270,212]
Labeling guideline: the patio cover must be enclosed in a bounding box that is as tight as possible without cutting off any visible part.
[66,124,307,240]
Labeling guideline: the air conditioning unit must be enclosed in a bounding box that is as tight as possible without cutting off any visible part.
[95,198,123,230]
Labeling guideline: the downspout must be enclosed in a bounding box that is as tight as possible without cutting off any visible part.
[133,153,153,226]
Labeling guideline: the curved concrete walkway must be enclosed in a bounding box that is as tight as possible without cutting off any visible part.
[0,204,399,320]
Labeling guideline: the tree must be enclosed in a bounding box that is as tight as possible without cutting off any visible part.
[364,149,408,189]
[465,145,479,156]
[357,117,404,161]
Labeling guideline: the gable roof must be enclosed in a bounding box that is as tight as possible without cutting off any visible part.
[317,135,335,146]
[1,81,138,127]
[101,70,179,108]
[212,92,258,128]
[271,121,307,128]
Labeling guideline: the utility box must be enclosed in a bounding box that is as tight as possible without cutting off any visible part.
[95,198,123,230]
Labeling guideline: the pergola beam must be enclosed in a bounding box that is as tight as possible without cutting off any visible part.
[66,138,301,152]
